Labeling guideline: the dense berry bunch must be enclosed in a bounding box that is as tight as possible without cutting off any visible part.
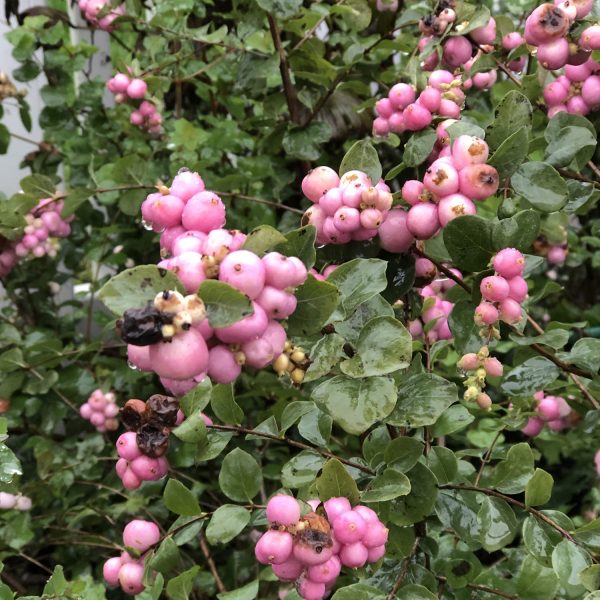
[78,0,125,31]
[463,53,498,90]
[79,389,119,432]
[256,495,388,600]
[525,1,594,70]
[302,167,393,245]
[407,260,461,343]
[458,346,503,409]
[474,248,527,332]
[103,520,160,595]
[106,73,161,133]
[401,134,499,240]
[0,198,72,277]
[543,58,600,116]
[522,390,573,436]
[0,492,32,511]
[372,70,465,137]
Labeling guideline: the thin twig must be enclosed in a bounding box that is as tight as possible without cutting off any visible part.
[291,0,346,52]
[199,532,226,593]
[474,429,504,487]
[436,576,517,600]
[556,168,600,190]
[586,160,600,181]
[8,131,41,146]
[18,552,53,575]
[217,191,304,214]
[206,423,375,474]
[387,536,421,599]
[477,45,522,87]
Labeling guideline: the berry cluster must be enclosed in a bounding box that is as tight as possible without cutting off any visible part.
[372,70,465,138]
[79,389,119,432]
[103,520,160,595]
[401,134,499,240]
[474,249,527,332]
[256,495,388,600]
[543,58,600,116]
[463,53,498,90]
[301,168,393,245]
[0,492,32,511]
[522,391,573,436]
[525,2,594,70]
[78,0,125,31]
[407,259,462,343]
[0,198,72,278]
[106,73,161,133]
[457,346,503,409]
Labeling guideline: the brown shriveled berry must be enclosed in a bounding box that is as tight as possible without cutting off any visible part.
[120,399,147,431]
[145,394,179,427]
[136,423,170,457]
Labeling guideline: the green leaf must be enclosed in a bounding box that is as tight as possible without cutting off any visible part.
[276,225,316,269]
[298,406,332,446]
[562,338,600,374]
[388,463,438,526]
[492,209,540,252]
[179,379,212,416]
[148,537,181,573]
[450,3,491,35]
[255,0,302,18]
[361,468,411,502]
[500,357,560,396]
[573,518,600,552]
[282,121,332,161]
[580,565,600,592]
[43,566,67,596]
[217,580,259,600]
[525,469,554,507]
[303,333,345,383]
[242,225,287,255]
[287,275,339,336]
[517,556,558,600]
[280,401,314,433]
[427,446,457,484]
[448,299,482,355]
[206,505,251,545]
[431,404,475,436]
[0,444,22,483]
[327,258,388,318]
[98,265,185,315]
[340,316,411,377]
[163,479,202,516]
[492,442,534,494]
[210,384,243,425]
[552,539,591,597]
[166,566,200,600]
[338,139,382,185]
[486,90,533,151]
[488,126,530,179]
[522,516,560,566]
[60,188,93,218]
[312,375,397,435]
[331,584,385,599]
[443,216,495,272]
[219,448,262,502]
[395,585,436,600]
[172,412,208,444]
[478,497,517,551]
[281,451,325,488]
[315,458,360,505]
[386,373,458,428]
[509,329,569,350]
[20,174,56,199]
[0,124,9,154]
[403,129,437,167]
[384,437,424,472]
[544,113,597,169]
[512,162,568,213]
[435,490,481,545]
[447,120,486,141]
[332,0,372,30]
[198,280,254,328]
[334,294,394,344]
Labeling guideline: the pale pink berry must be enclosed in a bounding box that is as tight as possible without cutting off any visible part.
[452,136,489,170]
[266,495,301,526]
[537,38,570,69]
[339,541,369,568]
[373,117,390,137]
[261,321,287,357]
[458,353,479,371]
[458,164,499,200]
[333,511,367,544]
[302,167,340,203]
[483,357,503,377]
[215,301,268,344]
[129,455,162,481]
[362,521,389,548]
[403,103,433,131]
[474,302,499,326]
[90,412,105,428]
[170,171,205,201]
[388,112,406,134]
[262,252,301,289]
[547,246,567,264]
[319,188,343,216]
[130,111,144,126]
[402,180,425,206]
[324,497,352,522]
[377,209,415,253]
[388,83,416,110]
[271,556,305,581]
[103,557,122,587]
[544,81,570,107]
[123,520,160,553]
[255,530,293,565]
[429,70,455,89]
[80,403,93,419]
[548,418,567,431]
[499,298,522,324]
[437,194,476,227]
[352,505,378,523]
[580,24,600,51]
[442,36,473,68]
[566,95,590,115]
[415,258,436,279]
[418,87,442,112]
[307,555,342,584]
[507,276,527,302]
[181,191,226,233]
[522,416,544,436]
[118,561,145,595]
[0,493,16,509]
[493,248,525,279]
[255,286,296,319]
[116,432,142,461]
[406,203,440,240]
[581,75,600,107]
[424,161,460,197]
[525,4,569,45]
[149,328,209,380]
[218,250,266,299]
[375,98,394,118]
[126,79,147,99]
[159,226,186,254]
[470,17,496,45]
[333,206,361,232]
[538,397,561,421]
[359,208,384,230]
[368,545,386,563]
[121,469,142,490]
[480,276,510,302]
[172,231,207,256]
[297,578,326,600]
[206,346,241,385]
[293,541,333,566]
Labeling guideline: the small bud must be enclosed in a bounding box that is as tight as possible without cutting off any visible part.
[291,369,305,384]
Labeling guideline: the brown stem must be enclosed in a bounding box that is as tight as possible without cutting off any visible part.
[199,532,226,593]
[586,161,600,181]
[556,168,600,190]
[474,429,504,487]
[440,484,577,544]
[387,536,421,599]
[216,191,304,214]
[206,424,375,474]
[18,552,53,575]
[1,571,26,595]
[267,14,302,124]
[8,131,41,146]
[413,247,470,294]
[436,576,517,599]
[476,45,522,87]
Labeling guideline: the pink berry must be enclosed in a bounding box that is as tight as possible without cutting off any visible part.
[377,209,415,253]
[373,117,390,137]
[293,541,333,566]
[458,353,480,371]
[442,36,473,68]
[402,180,425,206]
[255,530,293,565]
[483,357,503,377]
[149,328,209,380]
[121,468,142,490]
[218,250,266,299]
[302,167,340,203]
[525,4,569,46]
[80,403,93,419]
[261,321,287,357]
[522,416,544,436]
[116,431,142,461]
[123,520,160,553]
[266,495,301,526]
[297,578,326,600]
[103,557,122,587]
[333,206,361,232]
[415,258,436,279]
[507,276,528,302]
[544,81,569,107]
[367,545,387,563]
[470,17,496,45]
[126,79,147,99]
[537,38,570,69]
[538,397,561,421]
[319,188,343,216]
[110,73,130,93]
[359,208,384,230]
[580,24,600,51]
[172,231,207,256]
[271,556,305,581]
[458,164,500,200]
[130,111,144,126]
[323,497,352,522]
[170,170,205,201]
[262,252,303,289]
[181,191,226,233]
[255,286,296,319]
[493,248,525,279]
[480,276,510,302]
[581,75,600,107]
[362,521,389,548]
[423,161,459,197]
[388,83,416,110]
[307,555,342,584]
[451,136,489,170]
[474,302,499,326]
[406,203,440,240]
[339,541,369,568]
[403,103,433,131]
[129,455,162,481]
[418,87,442,112]
[388,112,406,134]
[547,246,567,264]
[118,561,145,595]
[566,95,590,115]
[207,345,242,384]
[428,70,455,89]
[375,98,394,118]
[499,298,522,324]
[437,194,476,227]
[215,301,268,344]
[333,511,367,544]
